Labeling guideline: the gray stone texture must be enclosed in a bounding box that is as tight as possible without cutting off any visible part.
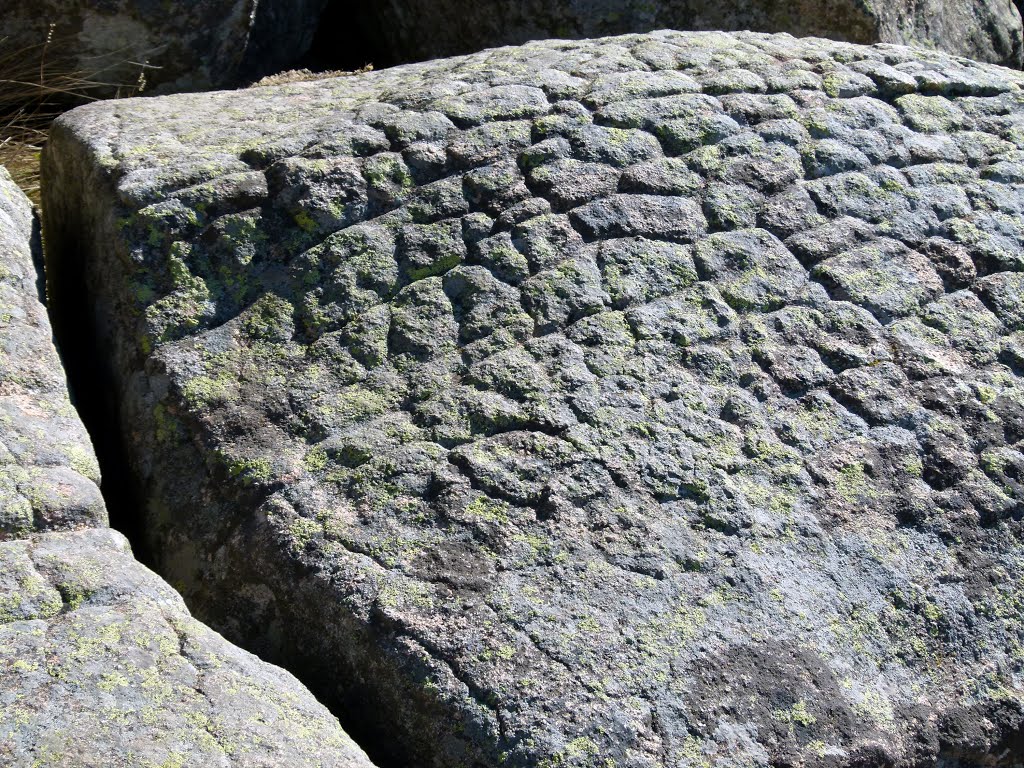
[0,168,374,766]
[43,31,1024,767]
[349,0,1024,70]
[0,0,328,94]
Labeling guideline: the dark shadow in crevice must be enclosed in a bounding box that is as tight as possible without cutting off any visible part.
[937,713,1024,768]
[29,212,46,308]
[297,2,397,74]
[1017,1,1024,71]
[41,207,153,569]
[71,361,149,562]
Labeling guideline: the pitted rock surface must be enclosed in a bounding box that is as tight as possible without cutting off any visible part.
[346,0,1024,70]
[45,31,1024,767]
[0,168,373,766]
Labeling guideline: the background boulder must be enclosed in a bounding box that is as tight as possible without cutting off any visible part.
[0,0,1020,100]
[0,0,328,95]
[334,0,1024,70]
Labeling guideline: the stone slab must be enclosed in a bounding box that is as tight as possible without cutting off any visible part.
[43,31,1024,767]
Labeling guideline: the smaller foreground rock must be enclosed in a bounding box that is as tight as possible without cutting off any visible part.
[0,167,105,537]
[0,528,373,767]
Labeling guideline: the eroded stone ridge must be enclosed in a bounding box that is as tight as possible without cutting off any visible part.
[0,169,374,766]
[45,32,1024,767]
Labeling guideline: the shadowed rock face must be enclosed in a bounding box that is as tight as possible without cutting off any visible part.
[333,0,1024,70]
[0,167,374,767]
[44,31,1024,767]
[0,0,328,94]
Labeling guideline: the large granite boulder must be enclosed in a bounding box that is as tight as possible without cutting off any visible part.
[0,0,328,95]
[344,0,1024,70]
[0,167,374,766]
[44,31,1024,767]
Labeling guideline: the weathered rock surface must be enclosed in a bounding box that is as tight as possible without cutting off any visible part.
[0,0,328,94]
[346,0,1024,70]
[44,31,1024,767]
[0,167,374,766]
[0,528,378,767]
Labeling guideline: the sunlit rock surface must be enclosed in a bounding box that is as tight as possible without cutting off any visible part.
[44,32,1024,767]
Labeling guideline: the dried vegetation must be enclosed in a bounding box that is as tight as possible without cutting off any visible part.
[0,27,138,204]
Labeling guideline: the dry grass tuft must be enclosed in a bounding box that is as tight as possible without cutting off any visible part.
[249,64,374,88]
[0,27,138,205]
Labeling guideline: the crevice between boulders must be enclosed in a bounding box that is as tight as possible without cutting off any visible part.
[40,181,151,567]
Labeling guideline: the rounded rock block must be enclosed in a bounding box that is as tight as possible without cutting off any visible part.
[42,31,1024,767]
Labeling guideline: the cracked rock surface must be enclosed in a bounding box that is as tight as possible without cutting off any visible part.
[0,167,374,767]
[44,31,1024,767]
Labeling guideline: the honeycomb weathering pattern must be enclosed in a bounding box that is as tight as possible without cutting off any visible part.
[44,31,1024,767]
